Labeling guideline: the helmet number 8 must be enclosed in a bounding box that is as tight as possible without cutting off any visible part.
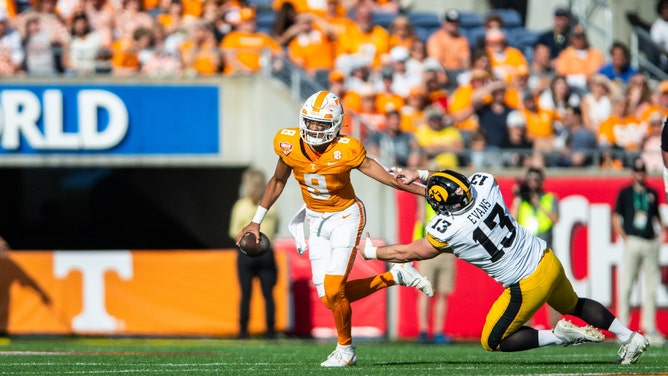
[304,173,331,199]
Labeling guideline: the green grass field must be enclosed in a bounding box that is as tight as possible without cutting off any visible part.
[0,337,665,375]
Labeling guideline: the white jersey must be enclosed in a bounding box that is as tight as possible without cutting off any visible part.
[425,172,546,287]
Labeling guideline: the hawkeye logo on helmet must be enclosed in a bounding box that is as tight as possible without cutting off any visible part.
[429,185,449,203]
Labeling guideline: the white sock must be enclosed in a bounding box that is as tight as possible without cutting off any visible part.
[607,318,633,343]
[337,344,352,351]
[538,329,563,346]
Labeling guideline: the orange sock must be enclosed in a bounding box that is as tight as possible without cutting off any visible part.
[345,271,395,303]
[322,274,353,346]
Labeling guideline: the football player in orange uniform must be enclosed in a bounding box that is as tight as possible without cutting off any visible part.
[236,90,434,367]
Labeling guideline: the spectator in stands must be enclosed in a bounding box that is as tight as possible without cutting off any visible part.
[423,58,448,112]
[374,67,405,114]
[473,12,504,52]
[650,0,668,68]
[538,75,580,124]
[527,41,554,94]
[342,54,374,92]
[555,106,597,167]
[456,48,492,87]
[155,0,184,35]
[82,0,116,49]
[272,1,299,47]
[114,0,154,47]
[327,69,360,135]
[652,80,668,117]
[399,85,428,133]
[416,105,464,169]
[426,9,470,73]
[504,65,529,109]
[365,109,422,168]
[537,6,571,62]
[139,24,182,77]
[15,0,69,71]
[381,45,422,98]
[485,28,528,84]
[598,94,646,153]
[598,41,638,86]
[555,24,605,91]
[336,1,389,69]
[23,15,58,76]
[357,84,385,134]
[449,68,492,141]
[520,89,555,152]
[316,0,355,52]
[63,11,102,76]
[109,26,142,76]
[476,81,513,149]
[287,13,335,78]
[467,129,494,168]
[0,12,24,76]
[640,111,665,173]
[626,73,655,121]
[180,21,222,76]
[501,110,533,167]
[220,7,283,75]
[580,74,613,134]
[388,14,417,50]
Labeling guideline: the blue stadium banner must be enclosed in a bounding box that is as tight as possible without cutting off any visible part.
[0,85,220,155]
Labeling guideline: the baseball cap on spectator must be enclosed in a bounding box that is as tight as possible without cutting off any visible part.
[444,9,460,23]
[423,57,444,73]
[426,106,444,121]
[381,66,394,79]
[506,110,526,127]
[0,12,8,22]
[521,89,535,101]
[631,158,646,172]
[239,7,256,22]
[554,7,570,17]
[408,86,425,98]
[470,69,491,81]
[659,80,668,94]
[389,46,410,62]
[329,70,345,83]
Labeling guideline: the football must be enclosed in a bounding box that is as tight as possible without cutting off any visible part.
[238,232,271,258]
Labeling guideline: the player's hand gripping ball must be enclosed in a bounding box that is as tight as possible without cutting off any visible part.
[238,232,271,258]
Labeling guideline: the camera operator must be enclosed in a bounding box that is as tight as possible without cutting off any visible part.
[510,167,560,247]
[511,167,561,329]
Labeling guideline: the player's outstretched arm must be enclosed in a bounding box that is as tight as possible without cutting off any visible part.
[358,157,426,196]
[236,157,292,244]
[360,233,441,262]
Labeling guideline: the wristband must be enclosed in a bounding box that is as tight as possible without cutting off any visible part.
[251,206,268,224]
[417,169,429,181]
[363,239,378,259]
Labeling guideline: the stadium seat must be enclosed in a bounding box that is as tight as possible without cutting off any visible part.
[247,0,273,11]
[256,9,276,30]
[414,26,436,43]
[487,9,523,28]
[408,11,441,30]
[458,10,482,30]
[372,12,396,30]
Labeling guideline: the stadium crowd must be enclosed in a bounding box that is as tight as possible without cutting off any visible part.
[1,0,667,170]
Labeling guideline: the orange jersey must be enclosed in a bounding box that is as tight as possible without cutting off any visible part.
[274,128,366,212]
[221,31,282,74]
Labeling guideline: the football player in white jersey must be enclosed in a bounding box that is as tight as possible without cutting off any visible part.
[361,169,650,365]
